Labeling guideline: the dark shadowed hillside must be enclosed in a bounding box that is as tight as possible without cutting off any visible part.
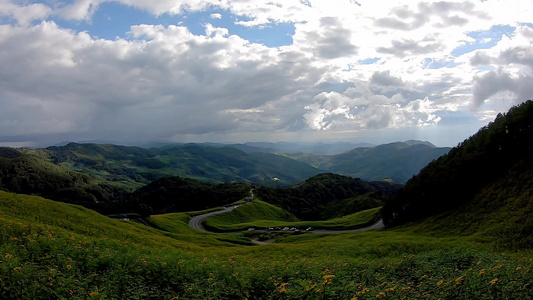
[131,176,250,213]
[0,152,128,214]
[382,100,533,248]
[256,173,401,220]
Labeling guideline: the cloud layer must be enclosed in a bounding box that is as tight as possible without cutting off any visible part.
[0,0,532,146]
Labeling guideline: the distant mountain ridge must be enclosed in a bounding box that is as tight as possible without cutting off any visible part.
[283,141,451,183]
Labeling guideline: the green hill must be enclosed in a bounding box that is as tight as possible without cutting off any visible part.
[255,173,401,220]
[45,143,323,187]
[2,190,532,299]
[284,141,451,183]
[383,100,533,249]
[131,176,251,213]
[0,152,128,214]
[202,200,298,231]
[203,205,381,231]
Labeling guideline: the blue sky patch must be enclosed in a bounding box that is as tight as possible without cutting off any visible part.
[50,2,294,47]
[451,25,515,57]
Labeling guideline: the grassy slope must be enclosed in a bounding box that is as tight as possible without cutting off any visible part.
[202,201,382,231]
[202,200,298,231]
[1,191,532,299]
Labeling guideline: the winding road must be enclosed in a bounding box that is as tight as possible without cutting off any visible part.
[188,204,384,234]
[189,205,242,232]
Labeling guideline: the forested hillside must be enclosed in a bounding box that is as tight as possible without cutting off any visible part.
[132,176,250,213]
[0,150,128,214]
[256,173,401,220]
[382,100,533,247]
[46,143,323,187]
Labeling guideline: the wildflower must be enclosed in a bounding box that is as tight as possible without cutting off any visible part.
[4,254,12,260]
[490,278,499,285]
[516,267,522,271]
[399,287,411,292]
[376,292,386,298]
[279,283,289,293]
[454,275,466,285]
[357,288,369,296]
[436,280,444,286]
[351,297,358,300]
[476,261,482,266]
[66,265,72,270]
[13,267,21,271]
[479,269,485,275]
[305,284,317,292]
[89,291,99,297]
[323,274,335,285]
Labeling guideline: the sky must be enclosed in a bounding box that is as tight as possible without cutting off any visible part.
[0,0,532,148]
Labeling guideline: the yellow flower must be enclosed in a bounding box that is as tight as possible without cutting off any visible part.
[516,267,522,271]
[479,269,485,275]
[490,278,499,285]
[89,291,99,296]
[13,267,21,271]
[66,264,72,270]
[351,297,358,300]
[305,284,317,292]
[322,274,335,285]
[436,280,444,286]
[454,275,466,285]
[279,283,289,293]
[357,288,369,295]
[376,292,386,298]
[5,253,13,260]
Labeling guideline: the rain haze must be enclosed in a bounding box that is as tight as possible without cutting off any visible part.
[0,0,532,148]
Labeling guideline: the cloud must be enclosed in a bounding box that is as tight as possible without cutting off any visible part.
[472,70,533,108]
[303,81,443,131]
[0,2,51,26]
[1,0,533,146]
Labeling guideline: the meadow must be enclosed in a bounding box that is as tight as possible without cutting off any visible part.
[1,190,532,299]
[201,200,381,232]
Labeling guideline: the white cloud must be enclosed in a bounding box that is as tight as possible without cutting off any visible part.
[0,1,51,26]
[0,0,532,146]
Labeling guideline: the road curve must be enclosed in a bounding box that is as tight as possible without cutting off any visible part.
[189,205,241,232]
[188,204,384,234]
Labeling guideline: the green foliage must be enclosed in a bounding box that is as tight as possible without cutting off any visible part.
[204,206,381,231]
[0,154,129,214]
[1,190,533,299]
[256,173,400,220]
[383,100,533,249]
[132,176,251,213]
[202,200,298,231]
[45,143,323,187]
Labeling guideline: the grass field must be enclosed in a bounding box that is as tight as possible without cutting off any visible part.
[202,200,382,231]
[1,191,532,299]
